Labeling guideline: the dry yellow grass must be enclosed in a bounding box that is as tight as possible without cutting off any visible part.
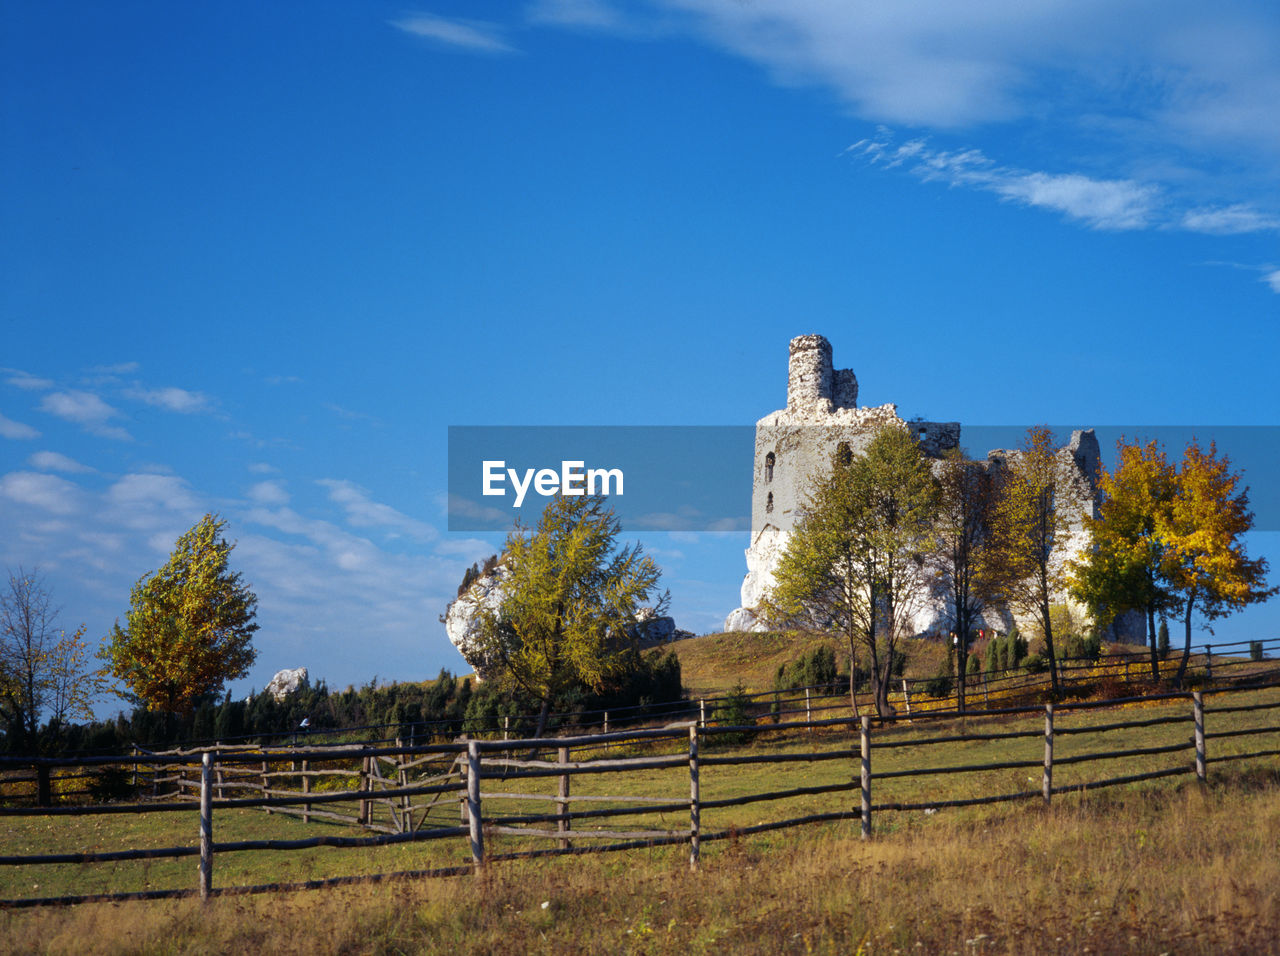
[3,769,1278,954]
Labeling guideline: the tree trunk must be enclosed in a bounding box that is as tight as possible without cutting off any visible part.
[1175,595,1196,688]
[1041,597,1060,695]
[533,698,551,740]
[1147,604,1160,681]
[956,643,967,715]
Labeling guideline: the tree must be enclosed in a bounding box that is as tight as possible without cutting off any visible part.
[1070,439,1179,681]
[766,424,938,719]
[103,514,259,719]
[473,495,666,738]
[0,567,106,753]
[930,449,1002,713]
[990,426,1076,694]
[1162,441,1275,686]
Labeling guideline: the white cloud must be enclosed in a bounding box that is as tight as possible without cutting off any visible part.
[247,480,290,506]
[126,386,212,414]
[317,479,437,542]
[1182,204,1280,235]
[0,413,39,440]
[1264,270,1280,294]
[28,451,95,474]
[248,462,280,475]
[991,171,1158,230]
[390,14,516,54]
[3,368,54,390]
[38,390,131,440]
[0,471,83,515]
[105,473,200,521]
[850,136,1158,230]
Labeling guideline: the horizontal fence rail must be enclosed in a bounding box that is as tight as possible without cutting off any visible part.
[1,680,1277,908]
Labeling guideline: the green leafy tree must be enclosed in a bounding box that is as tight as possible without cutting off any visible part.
[765,424,938,719]
[0,567,106,753]
[1070,439,1179,681]
[991,426,1074,694]
[1162,441,1275,686]
[474,495,666,738]
[103,514,258,719]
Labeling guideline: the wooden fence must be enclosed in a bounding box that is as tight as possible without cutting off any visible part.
[2,680,1278,908]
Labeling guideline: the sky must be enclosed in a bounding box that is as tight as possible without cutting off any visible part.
[2,1,1277,714]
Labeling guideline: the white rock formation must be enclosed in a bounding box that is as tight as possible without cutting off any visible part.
[444,563,508,675]
[265,667,309,701]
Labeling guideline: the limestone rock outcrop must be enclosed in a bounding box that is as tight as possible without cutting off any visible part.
[265,667,309,701]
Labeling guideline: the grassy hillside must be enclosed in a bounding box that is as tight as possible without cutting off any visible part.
[668,630,951,697]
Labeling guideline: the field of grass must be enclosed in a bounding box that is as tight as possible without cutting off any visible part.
[3,765,1279,954]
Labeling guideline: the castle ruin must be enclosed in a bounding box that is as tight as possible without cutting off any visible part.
[724,334,1119,641]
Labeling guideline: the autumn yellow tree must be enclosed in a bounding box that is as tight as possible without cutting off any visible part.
[474,495,666,738]
[103,514,258,719]
[1162,441,1275,686]
[1070,439,1179,680]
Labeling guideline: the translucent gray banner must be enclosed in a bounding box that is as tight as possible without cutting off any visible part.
[447,425,1280,532]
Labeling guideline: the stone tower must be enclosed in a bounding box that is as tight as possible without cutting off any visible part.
[723,333,1135,642]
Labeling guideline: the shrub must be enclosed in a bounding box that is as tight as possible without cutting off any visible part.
[1024,653,1046,674]
[773,644,840,694]
[1249,641,1264,662]
[709,682,757,745]
[1064,632,1103,661]
[1158,619,1170,658]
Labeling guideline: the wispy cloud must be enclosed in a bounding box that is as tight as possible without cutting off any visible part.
[125,386,213,414]
[3,368,54,391]
[39,390,131,440]
[0,413,40,440]
[317,479,437,542]
[247,480,290,506]
[28,451,96,474]
[390,14,516,54]
[1181,204,1280,235]
[1265,270,1280,295]
[0,471,83,515]
[849,136,1159,230]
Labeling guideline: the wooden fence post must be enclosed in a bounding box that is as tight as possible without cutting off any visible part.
[262,760,271,815]
[1193,691,1206,783]
[503,716,509,741]
[467,741,484,869]
[359,756,371,827]
[557,745,571,850]
[397,742,411,833]
[805,688,812,729]
[688,725,700,871]
[302,758,311,824]
[1204,646,1213,683]
[36,764,52,808]
[199,752,213,901]
[603,711,609,735]
[860,716,871,840]
[1043,704,1054,805]
[901,679,913,719]
[700,698,707,729]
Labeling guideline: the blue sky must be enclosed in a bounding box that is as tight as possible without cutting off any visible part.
[2,1,1277,710]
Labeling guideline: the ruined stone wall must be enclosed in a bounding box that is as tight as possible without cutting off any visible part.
[725,334,1141,643]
